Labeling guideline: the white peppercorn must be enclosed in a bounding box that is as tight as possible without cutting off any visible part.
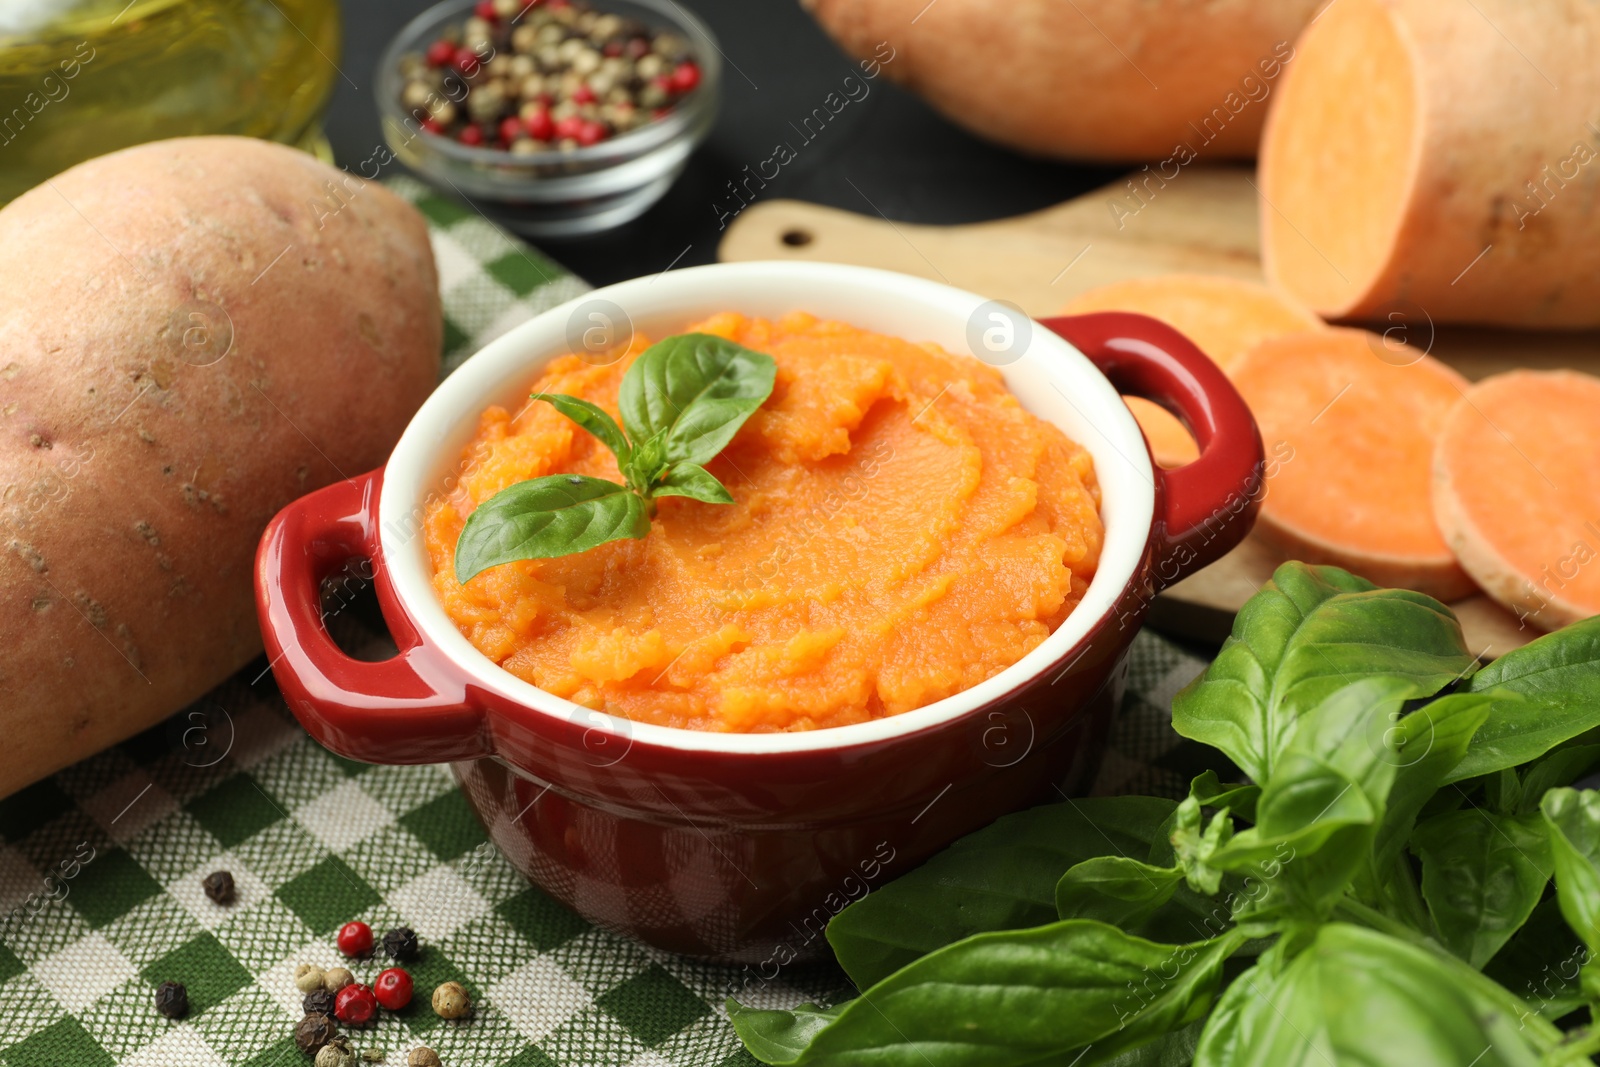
[431,982,470,1019]
[466,82,507,123]
[401,81,434,111]
[408,1049,442,1067]
[294,964,327,994]
[323,966,355,994]
[316,1043,357,1067]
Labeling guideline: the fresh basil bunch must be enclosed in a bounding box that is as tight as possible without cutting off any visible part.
[730,563,1600,1066]
[455,333,775,581]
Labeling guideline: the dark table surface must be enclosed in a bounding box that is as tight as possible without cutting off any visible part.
[328,0,1121,287]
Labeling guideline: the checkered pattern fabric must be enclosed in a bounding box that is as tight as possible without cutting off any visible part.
[0,178,1213,1067]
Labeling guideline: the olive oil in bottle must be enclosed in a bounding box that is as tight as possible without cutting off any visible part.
[0,0,340,203]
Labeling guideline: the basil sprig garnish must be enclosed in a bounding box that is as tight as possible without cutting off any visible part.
[455,333,775,582]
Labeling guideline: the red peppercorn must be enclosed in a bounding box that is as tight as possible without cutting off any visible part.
[458,124,486,146]
[474,0,497,19]
[625,37,650,59]
[373,968,414,1011]
[334,983,378,1026]
[498,116,524,144]
[651,74,672,92]
[421,117,444,134]
[337,921,373,957]
[425,39,456,67]
[553,115,584,141]
[524,107,554,140]
[575,120,608,147]
[669,61,701,93]
[602,40,623,57]
[571,83,596,105]
[651,107,673,120]
[453,47,481,76]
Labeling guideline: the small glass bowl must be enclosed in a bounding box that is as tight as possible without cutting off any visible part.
[378,0,720,238]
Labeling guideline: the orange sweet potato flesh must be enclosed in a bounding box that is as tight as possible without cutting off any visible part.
[424,313,1103,733]
[1261,0,1600,327]
[803,0,1325,162]
[1434,371,1600,631]
[1231,328,1475,600]
[1062,274,1324,468]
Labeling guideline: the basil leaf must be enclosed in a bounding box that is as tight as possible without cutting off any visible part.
[651,462,734,504]
[1172,562,1474,783]
[1540,788,1600,954]
[618,333,777,467]
[1482,897,1588,1024]
[1095,1020,1206,1067]
[454,474,648,581]
[1056,857,1184,927]
[1410,809,1553,968]
[1196,924,1545,1067]
[732,922,1243,1066]
[729,1002,843,1064]
[826,797,1176,991]
[1209,755,1376,923]
[1519,744,1600,814]
[1168,796,1234,896]
[532,392,631,465]
[1451,616,1600,782]
[1369,691,1494,877]
[1188,770,1259,824]
[1471,613,1600,697]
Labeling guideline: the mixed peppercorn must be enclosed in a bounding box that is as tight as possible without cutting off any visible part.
[158,913,465,1063]
[398,0,702,153]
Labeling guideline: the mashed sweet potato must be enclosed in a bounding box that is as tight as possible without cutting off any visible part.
[423,312,1102,732]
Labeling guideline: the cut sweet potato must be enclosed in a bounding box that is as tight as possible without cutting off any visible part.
[1434,371,1600,631]
[1062,274,1324,468]
[1230,328,1475,600]
[1260,0,1600,327]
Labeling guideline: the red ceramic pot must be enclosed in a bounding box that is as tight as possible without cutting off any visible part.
[255,263,1262,964]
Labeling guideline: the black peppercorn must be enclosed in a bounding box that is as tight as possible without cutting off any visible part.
[154,980,188,1019]
[382,926,419,962]
[201,870,235,904]
[303,988,337,1017]
[296,1013,340,1056]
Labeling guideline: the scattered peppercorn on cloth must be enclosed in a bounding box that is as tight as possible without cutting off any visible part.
[0,176,1212,1067]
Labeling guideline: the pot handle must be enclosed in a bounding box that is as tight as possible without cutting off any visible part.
[254,469,492,764]
[1039,312,1264,592]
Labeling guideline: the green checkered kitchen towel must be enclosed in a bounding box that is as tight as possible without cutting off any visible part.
[0,177,1214,1067]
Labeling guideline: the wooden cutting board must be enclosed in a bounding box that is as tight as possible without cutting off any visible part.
[718,166,1600,656]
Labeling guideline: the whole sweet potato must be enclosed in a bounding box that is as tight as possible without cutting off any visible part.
[804,0,1323,162]
[0,137,440,796]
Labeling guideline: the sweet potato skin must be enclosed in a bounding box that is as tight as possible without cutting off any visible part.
[0,137,440,796]
[1262,0,1600,326]
[803,0,1323,162]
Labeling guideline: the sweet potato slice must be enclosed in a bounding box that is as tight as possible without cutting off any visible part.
[1434,371,1600,630]
[1230,328,1475,600]
[1062,274,1324,468]
[1261,0,1600,326]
